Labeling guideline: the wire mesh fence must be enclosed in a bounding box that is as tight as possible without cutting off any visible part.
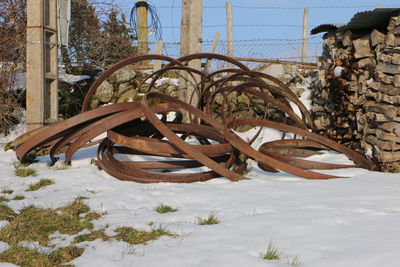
[141,36,322,68]
[127,2,400,65]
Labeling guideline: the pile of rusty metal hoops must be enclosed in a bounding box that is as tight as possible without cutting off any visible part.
[9,54,380,183]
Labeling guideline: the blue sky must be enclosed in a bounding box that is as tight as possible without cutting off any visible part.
[114,0,400,60]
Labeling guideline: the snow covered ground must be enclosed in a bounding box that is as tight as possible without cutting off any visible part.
[1,126,400,267]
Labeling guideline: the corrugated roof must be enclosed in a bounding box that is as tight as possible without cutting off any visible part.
[311,8,400,35]
[310,24,344,35]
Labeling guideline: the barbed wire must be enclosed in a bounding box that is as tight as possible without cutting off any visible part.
[231,42,321,47]
[125,2,339,64]
[140,36,320,45]
[161,24,318,29]
[153,4,398,10]
[123,24,320,30]
[203,36,321,42]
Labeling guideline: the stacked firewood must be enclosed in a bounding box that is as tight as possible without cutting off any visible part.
[311,15,400,171]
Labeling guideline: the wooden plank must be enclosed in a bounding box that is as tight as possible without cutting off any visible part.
[301,8,308,62]
[370,29,385,47]
[154,40,163,72]
[376,62,400,75]
[362,102,398,119]
[367,112,400,123]
[375,150,400,162]
[378,122,400,134]
[231,56,317,69]
[353,35,373,58]
[204,32,220,73]
[365,135,400,151]
[226,2,233,67]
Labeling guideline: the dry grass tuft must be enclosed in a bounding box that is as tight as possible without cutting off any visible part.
[114,225,174,245]
[26,179,54,192]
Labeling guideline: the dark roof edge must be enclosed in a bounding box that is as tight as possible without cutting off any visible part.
[311,8,400,35]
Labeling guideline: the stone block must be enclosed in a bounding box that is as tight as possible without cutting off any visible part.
[109,66,137,85]
[117,82,137,103]
[95,80,114,102]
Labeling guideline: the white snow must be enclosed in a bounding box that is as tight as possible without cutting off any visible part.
[58,67,91,84]
[18,241,53,254]
[1,89,400,266]
[154,77,179,87]
[367,78,375,86]
[289,80,312,118]
[0,111,26,144]
[334,66,345,77]
[0,242,10,254]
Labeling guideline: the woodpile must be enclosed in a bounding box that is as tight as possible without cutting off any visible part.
[311,14,400,171]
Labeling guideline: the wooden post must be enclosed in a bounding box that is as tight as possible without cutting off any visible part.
[188,0,202,57]
[204,32,220,73]
[179,0,202,56]
[137,0,148,56]
[180,0,190,57]
[301,8,308,62]
[187,0,202,107]
[179,0,202,113]
[178,0,190,105]
[154,40,163,72]
[226,2,233,67]
[26,0,58,131]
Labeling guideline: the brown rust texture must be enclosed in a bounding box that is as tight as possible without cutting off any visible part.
[10,54,379,183]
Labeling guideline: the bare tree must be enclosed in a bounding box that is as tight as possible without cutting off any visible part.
[0,0,26,135]
[0,0,26,92]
